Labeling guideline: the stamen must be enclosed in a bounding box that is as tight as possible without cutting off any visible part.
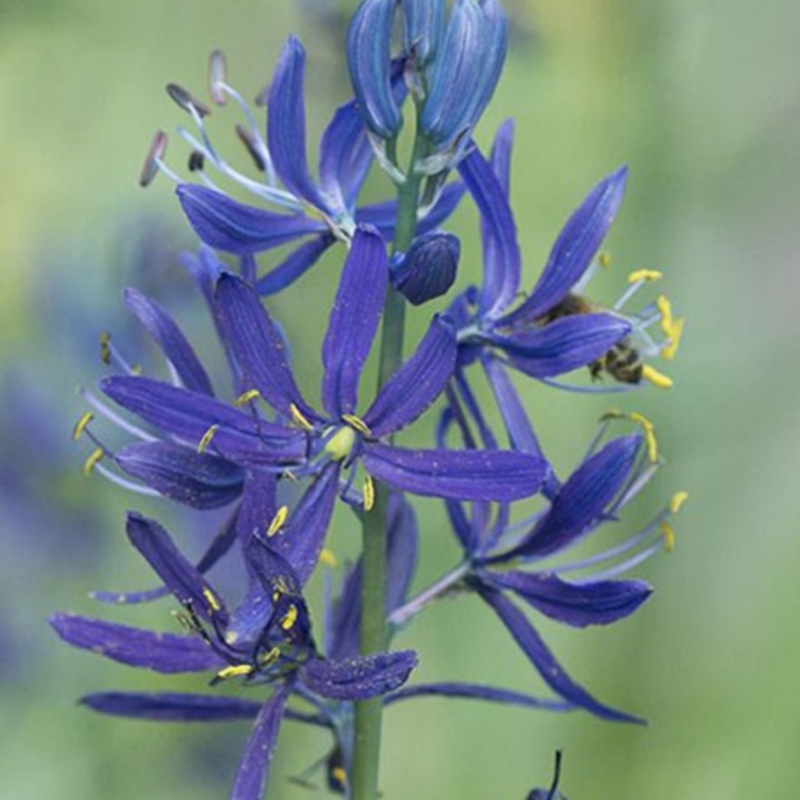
[324,426,356,461]
[331,767,348,789]
[319,548,338,568]
[259,646,281,667]
[99,331,112,365]
[139,130,167,187]
[215,664,253,681]
[93,462,161,497]
[187,150,205,172]
[79,388,157,442]
[670,491,689,513]
[289,403,314,432]
[72,412,94,442]
[641,364,674,389]
[341,414,371,436]
[197,424,220,454]
[660,520,676,552]
[166,82,211,117]
[628,411,659,463]
[235,388,261,407]
[236,124,267,172]
[202,587,222,613]
[281,604,298,631]
[266,505,289,538]
[208,50,228,106]
[656,294,673,332]
[83,447,104,476]
[363,474,375,511]
[599,251,612,268]
[628,269,663,283]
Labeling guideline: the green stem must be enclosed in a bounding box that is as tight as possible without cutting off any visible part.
[350,142,424,800]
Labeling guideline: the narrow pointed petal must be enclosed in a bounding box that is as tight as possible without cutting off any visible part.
[503,435,641,560]
[491,314,632,378]
[319,100,373,213]
[321,227,388,416]
[481,357,545,461]
[480,570,652,627]
[458,142,520,319]
[364,315,456,437]
[214,274,316,420]
[301,650,417,700]
[268,37,331,212]
[268,463,340,585]
[126,511,229,624]
[502,167,628,325]
[477,586,644,723]
[256,233,336,296]
[363,444,545,501]
[236,471,278,542]
[124,288,214,396]
[177,184,326,255]
[101,376,304,466]
[385,681,573,712]
[116,441,244,509]
[346,0,402,139]
[50,614,224,673]
[230,685,290,800]
[81,692,263,722]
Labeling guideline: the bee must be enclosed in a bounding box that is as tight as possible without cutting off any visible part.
[537,293,643,385]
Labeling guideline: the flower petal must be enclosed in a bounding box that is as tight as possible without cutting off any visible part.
[480,570,652,627]
[230,685,290,800]
[124,288,214,396]
[385,681,573,712]
[267,37,331,213]
[502,434,641,560]
[256,233,336,296]
[321,226,388,417]
[362,444,545,501]
[116,441,244,509]
[458,137,520,320]
[301,650,417,700]
[81,692,263,722]
[364,314,456,437]
[214,274,317,420]
[50,614,223,673]
[126,511,229,624]
[492,314,632,378]
[177,184,325,255]
[476,585,644,723]
[502,167,628,325]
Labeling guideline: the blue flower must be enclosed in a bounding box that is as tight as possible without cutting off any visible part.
[453,122,682,390]
[146,38,463,296]
[52,506,416,800]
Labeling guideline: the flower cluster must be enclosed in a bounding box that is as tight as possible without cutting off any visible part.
[57,2,685,799]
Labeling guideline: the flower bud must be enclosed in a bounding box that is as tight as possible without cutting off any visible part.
[391,232,460,305]
[402,0,446,67]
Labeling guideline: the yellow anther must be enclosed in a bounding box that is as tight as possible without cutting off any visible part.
[215,664,253,680]
[289,403,314,432]
[659,520,676,553]
[99,331,112,365]
[670,491,689,514]
[656,295,673,332]
[319,548,338,569]
[266,505,289,538]
[202,587,221,613]
[363,474,375,512]
[661,317,684,362]
[281,604,298,631]
[641,364,673,390]
[628,269,663,283]
[72,412,94,441]
[599,408,623,423]
[282,469,299,483]
[83,447,104,476]
[197,424,220,454]
[342,414,372,436]
[331,767,348,788]
[599,251,612,268]
[259,646,281,667]
[628,412,658,463]
[235,388,261,406]
[325,426,357,461]
[273,576,291,596]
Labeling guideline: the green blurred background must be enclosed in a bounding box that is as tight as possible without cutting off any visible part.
[1,0,798,798]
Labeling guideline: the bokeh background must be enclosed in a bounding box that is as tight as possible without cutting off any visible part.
[1,0,798,798]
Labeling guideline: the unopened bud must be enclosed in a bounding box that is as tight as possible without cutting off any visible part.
[391,232,460,305]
